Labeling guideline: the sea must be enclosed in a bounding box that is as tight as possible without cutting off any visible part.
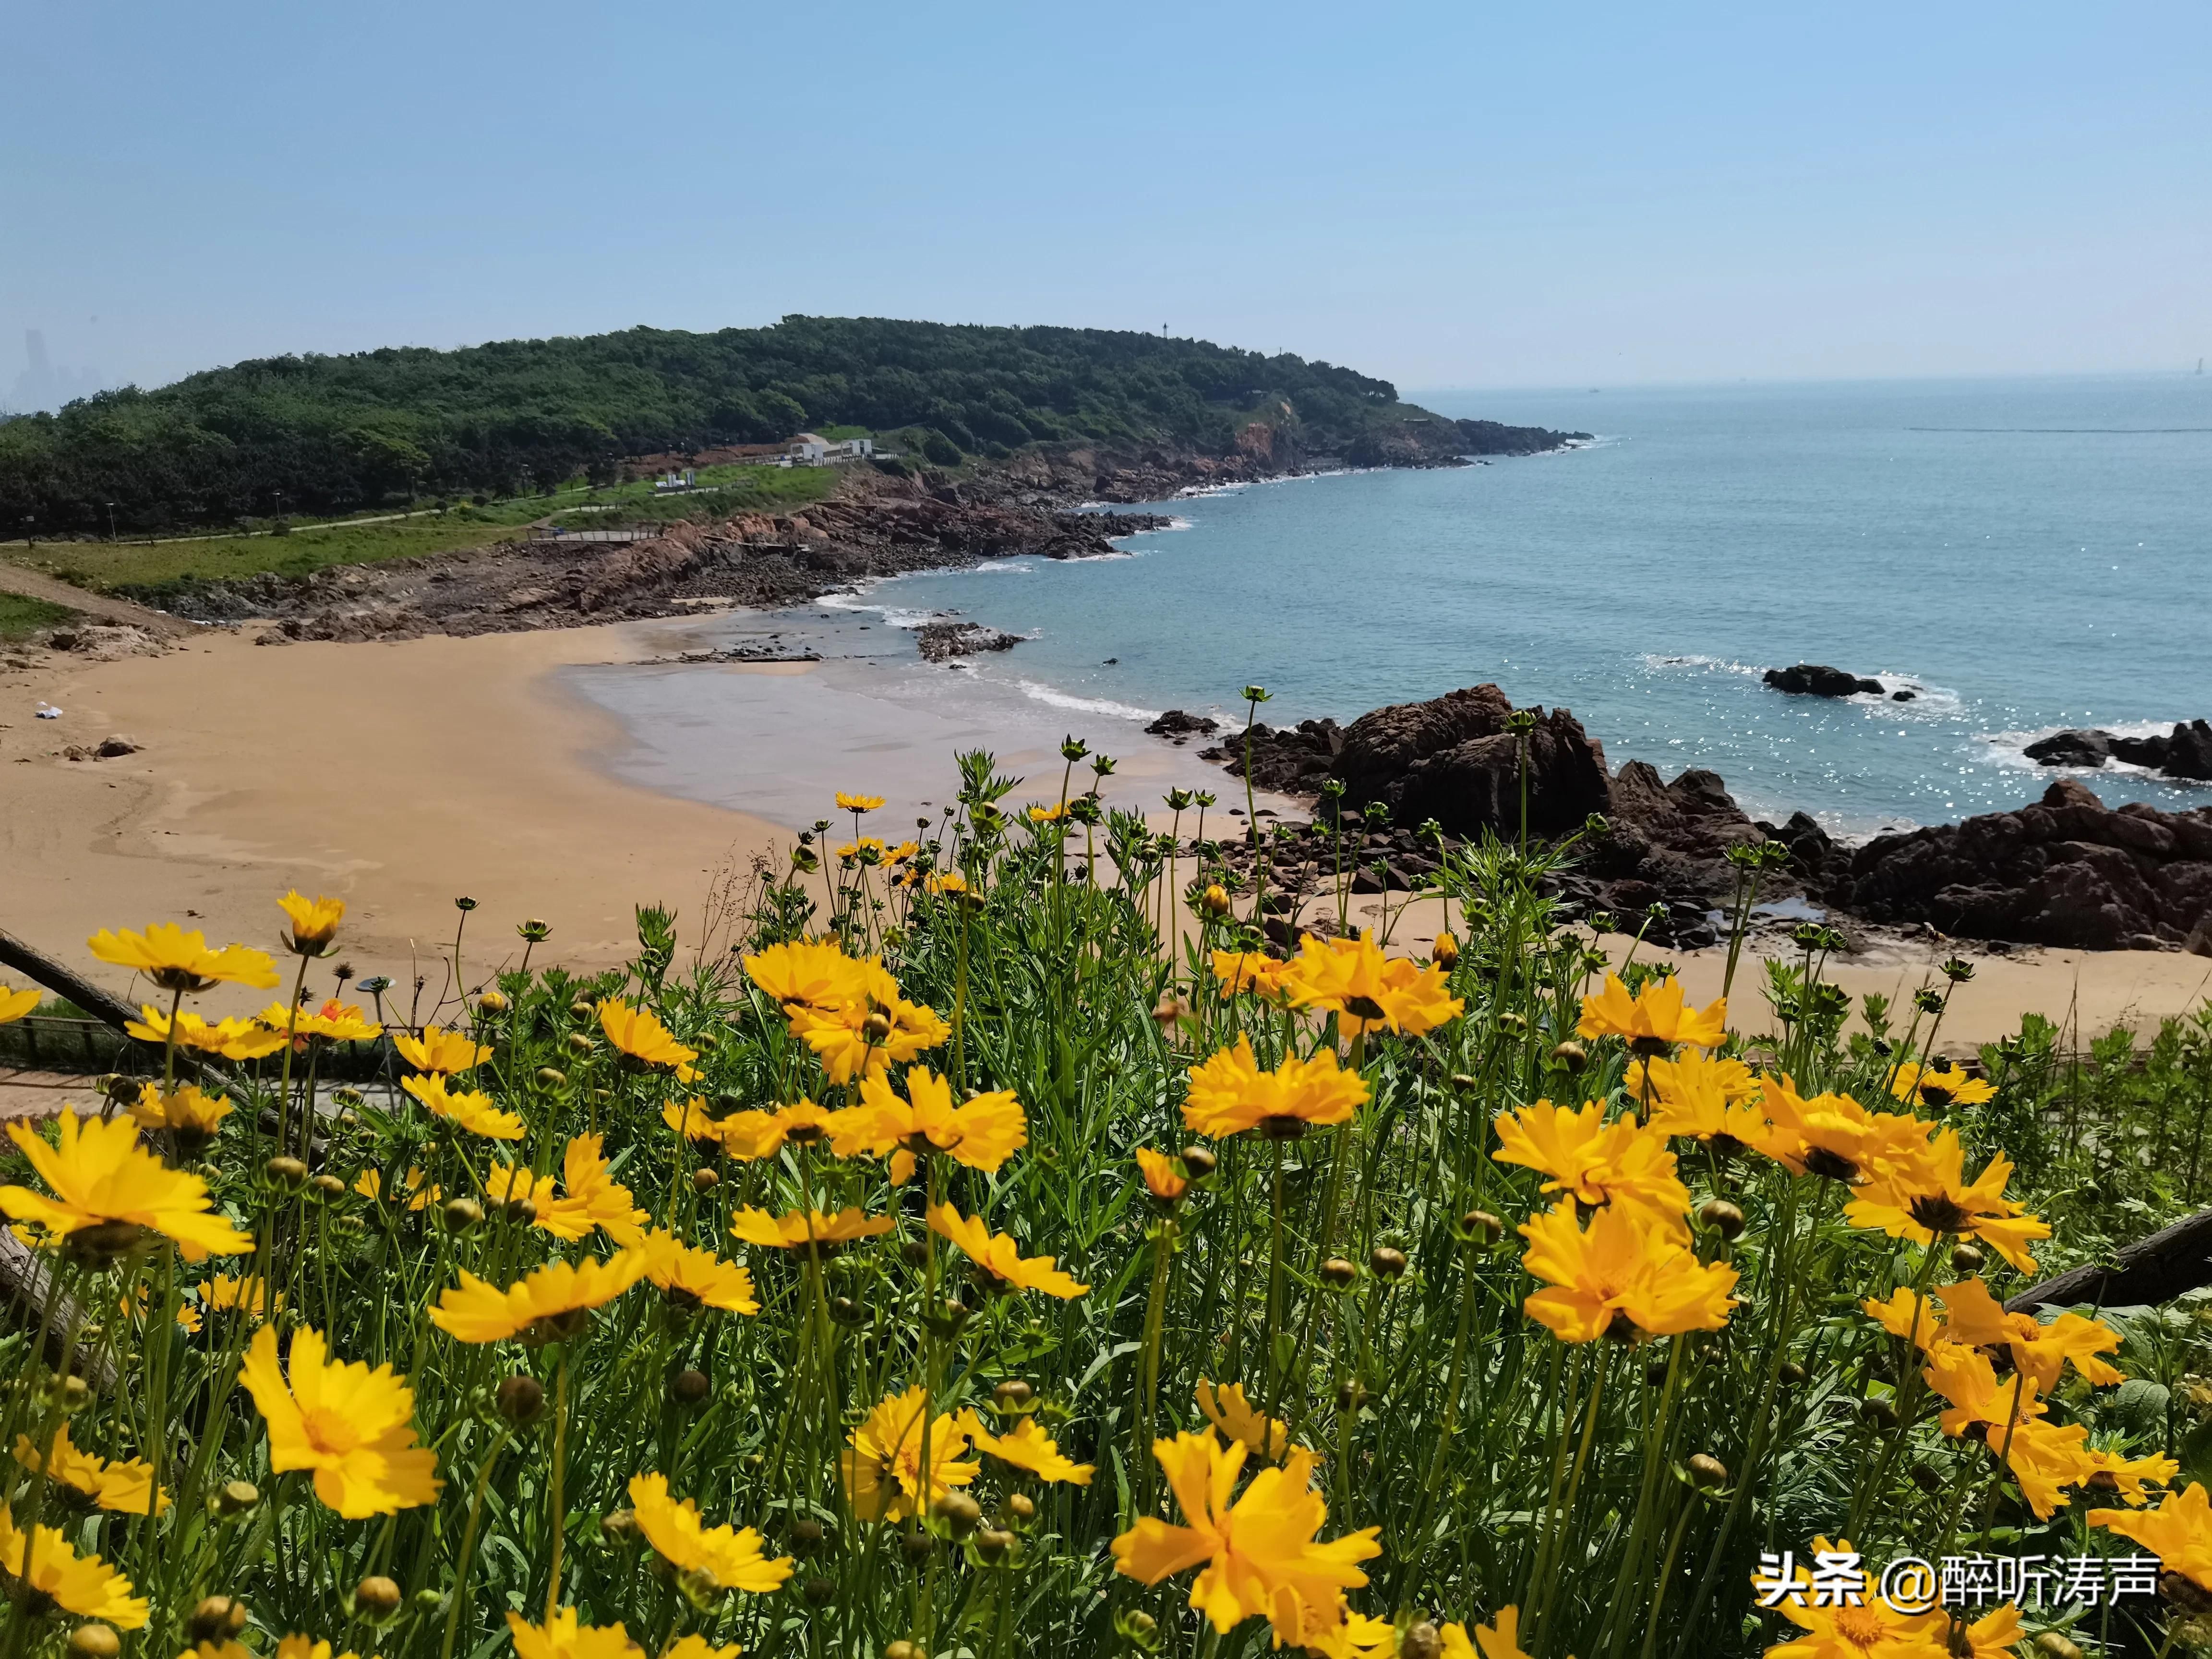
[574,375,2212,838]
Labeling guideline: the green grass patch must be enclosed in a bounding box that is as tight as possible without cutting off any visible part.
[0,592,79,638]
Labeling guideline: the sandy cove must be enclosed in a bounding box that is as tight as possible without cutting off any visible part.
[2,622,2208,1046]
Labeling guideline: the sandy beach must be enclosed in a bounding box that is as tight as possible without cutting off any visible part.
[3,617,2207,1048]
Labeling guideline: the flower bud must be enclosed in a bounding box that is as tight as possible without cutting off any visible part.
[68,1625,121,1659]
[1551,1041,1587,1073]
[1687,1454,1729,1488]
[535,1067,567,1089]
[1778,1360,1807,1386]
[1431,934,1459,970]
[885,1643,919,1659]
[1400,1624,1443,1659]
[565,1033,594,1056]
[1320,1257,1358,1288]
[692,1167,719,1192]
[1950,1242,1985,1273]
[519,918,553,941]
[671,1369,711,1408]
[265,1155,308,1189]
[975,1527,1014,1563]
[569,1000,595,1022]
[993,1379,1034,1409]
[217,1480,260,1515]
[1910,1463,1945,1495]
[829,1296,866,1326]
[1368,1246,1408,1280]
[478,990,509,1014]
[1125,1612,1158,1639]
[1178,1145,1216,1179]
[601,1508,639,1540]
[1201,885,1231,919]
[1461,1209,1504,1244]
[1697,1199,1745,1240]
[354,1576,403,1621]
[1337,1379,1369,1410]
[2033,1635,2083,1659]
[444,1198,483,1233]
[1861,1397,1899,1429]
[1003,1492,1036,1522]
[496,1374,545,1424]
[931,1491,983,1537]
[861,1010,894,1044]
[791,1517,825,1552]
[1495,1011,1528,1035]
[900,1529,934,1563]
[901,1239,930,1267]
[505,1197,538,1225]
[187,1599,247,1642]
[308,1173,347,1199]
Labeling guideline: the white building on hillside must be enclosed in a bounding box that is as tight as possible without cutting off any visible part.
[786,433,875,465]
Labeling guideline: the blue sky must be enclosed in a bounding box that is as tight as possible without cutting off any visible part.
[4,1,2207,405]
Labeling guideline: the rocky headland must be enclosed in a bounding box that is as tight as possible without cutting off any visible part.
[1187,682,2212,954]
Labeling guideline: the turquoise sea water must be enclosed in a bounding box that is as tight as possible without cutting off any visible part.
[826,375,2212,835]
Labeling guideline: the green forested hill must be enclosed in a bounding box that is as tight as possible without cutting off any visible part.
[0,317,1464,536]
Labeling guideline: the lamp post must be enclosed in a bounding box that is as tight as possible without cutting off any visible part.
[105,502,117,541]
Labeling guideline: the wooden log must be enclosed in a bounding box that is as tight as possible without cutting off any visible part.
[2005,1206,2212,1313]
[0,924,143,1031]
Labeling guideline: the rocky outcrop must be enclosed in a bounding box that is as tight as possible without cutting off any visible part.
[1332,685,1612,840]
[1453,419,1591,455]
[1144,710,1220,746]
[915,621,1022,662]
[1836,779,2212,950]
[1763,663,1884,698]
[2024,721,2212,781]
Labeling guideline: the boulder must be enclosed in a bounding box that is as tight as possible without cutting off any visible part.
[1837,778,2212,949]
[1763,663,1884,697]
[2024,730,2112,768]
[1331,685,1611,840]
[2164,719,2212,781]
[915,621,1022,662]
[1145,709,1220,738]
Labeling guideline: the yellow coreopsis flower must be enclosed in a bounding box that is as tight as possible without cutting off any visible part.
[240,1324,442,1517]
[1,1109,254,1264]
[1279,933,1463,1037]
[1439,1606,1541,1659]
[1027,803,1066,824]
[840,1385,978,1522]
[1575,974,1725,1054]
[429,1250,650,1344]
[923,871,968,896]
[1889,1059,1996,1111]
[1182,1035,1368,1141]
[263,998,382,1044]
[392,1024,493,1074]
[1490,1101,1691,1238]
[355,1166,440,1211]
[273,1633,362,1659]
[967,1415,1095,1485]
[1623,1050,1761,1143]
[128,1082,233,1154]
[0,1503,147,1626]
[728,1205,893,1259]
[1757,1538,1950,1659]
[196,1273,284,1322]
[1751,1076,1932,1187]
[662,1096,728,1144]
[835,792,884,813]
[0,984,41,1023]
[1194,1379,1293,1462]
[597,998,700,1080]
[12,1422,168,1515]
[2091,1482,2212,1591]
[2080,1443,2179,1507]
[402,1072,526,1141]
[626,1472,793,1592]
[927,1203,1088,1298]
[1923,1344,2047,1439]
[483,1134,648,1247]
[88,922,278,994]
[1517,1200,1738,1344]
[276,890,346,954]
[506,1610,645,1659]
[1111,1431,1381,1646]
[719,1099,836,1161]
[1844,1129,2051,1273]
[124,1005,289,1060]
[788,960,950,1084]
[641,1229,759,1314]
[661,1639,742,1659]
[1210,950,1295,1001]
[1136,1148,1189,1202]
[742,939,864,1014]
[830,1065,1025,1184]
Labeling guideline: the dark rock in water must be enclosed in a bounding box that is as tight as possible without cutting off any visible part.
[1331,684,1611,840]
[2024,729,2113,768]
[1763,663,1885,698]
[916,621,1022,662]
[1836,777,2212,949]
[2156,720,2212,781]
[1145,709,1220,738]
[1890,689,1916,702]
[1201,718,1344,793]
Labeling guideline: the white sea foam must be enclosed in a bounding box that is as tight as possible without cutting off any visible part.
[1977,720,2204,782]
[1639,652,1763,677]
[1015,681,1161,721]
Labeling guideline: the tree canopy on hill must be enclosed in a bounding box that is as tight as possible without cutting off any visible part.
[0,316,1430,535]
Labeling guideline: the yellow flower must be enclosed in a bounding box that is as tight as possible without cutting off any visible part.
[1027,803,1066,824]
[355,1166,440,1211]
[1751,1076,1933,1186]
[1575,974,1725,1053]
[830,1065,1025,1185]
[1920,1278,2125,1391]
[1441,1607,1544,1659]
[835,792,884,813]
[1136,1148,1188,1202]
[484,1134,648,1246]
[124,1005,288,1060]
[2000,1418,2098,1520]
[1490,1101,1691,1238]
[1210,950,1294,1000]
[662,1639,742,1659]
[12,1422,168,1515]
[1111,1431,1381,1645]
[0,984,41,1023]
[128,1083,233,1154]
[1517,1200,1738,1344]
[240,1324,441,1517]
[2091,1481,2212,1591]
[1922,1344,2047,1439]
[597,998,700,1080]
[1759,1537,1950,1659]
[88,922,278,994]
[662,1096,728,1144]
[2080,1443,2179,1506]
[196,1273,284,1322]
[927,1203,1088,1298]
[789,961,950,1084]
[729,1205,893,1259]
[0,1502,147,1626]
[1194,1379,1293,1462]
[392,1024,492,1074]
[742,939,863,1014]
[923,871,967,896]
[627,1472,793,1592]
[1182,1036,1368,1141]
[840,1385,978,1522]
[1623,1050,1762,1144]
[719,1100,837,1161]
[402,1072,525,1140]
[264,998,383,1043]
[966,1414,1094,1485]
[1889,1059,1996,1111]
[506,1609,644,1659]
[429,1250,650,1344]
[834,836,886,862]
[274,1635,362,1659]
[1843,1129,2051,1273]
[641,1229,759,1314]
[1,1108,254,1263]
[276,890,346,953]
[1279,934,1464,1037]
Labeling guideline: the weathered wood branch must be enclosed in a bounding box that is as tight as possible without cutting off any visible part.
[2006,1206,2212,1313]
[0,924,143,1031]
